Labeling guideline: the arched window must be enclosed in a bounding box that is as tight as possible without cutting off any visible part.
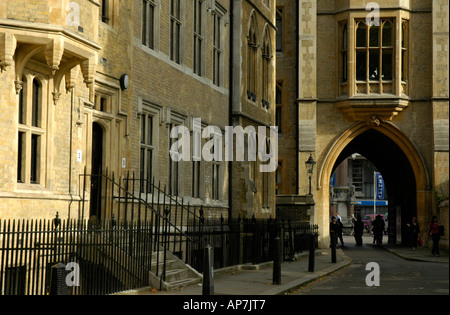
[247,14,258,102]
[17,75,46,185]
[262,27,272,109]
[32,78,40,127]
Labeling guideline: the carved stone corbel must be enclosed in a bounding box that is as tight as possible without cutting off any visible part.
[52,58,81,105]
[80,57,97,103]
[44,38,64,75]
[14,80,23,95]
[52,92,62,104]
[0,33,17,73]
[367,114,383,127]
[65,66,79,93]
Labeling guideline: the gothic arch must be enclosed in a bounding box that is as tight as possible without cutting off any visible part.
[318,121,430,192]
[315,120,432,247]
[247,10,259,45]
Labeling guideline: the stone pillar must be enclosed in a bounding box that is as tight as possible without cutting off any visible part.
[297,0,317,191]
[297,0,321,244]
[431,0,449,234]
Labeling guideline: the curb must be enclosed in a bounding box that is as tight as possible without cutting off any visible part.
[383,246,449,263]
[259,256,352,295]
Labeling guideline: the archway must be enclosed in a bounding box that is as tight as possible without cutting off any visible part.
[332,129,416,244]
[317,121,431,247]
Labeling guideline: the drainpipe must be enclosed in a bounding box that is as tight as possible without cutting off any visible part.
[296,0,300,194]
[228,0,234,220]
[68,88,74,219]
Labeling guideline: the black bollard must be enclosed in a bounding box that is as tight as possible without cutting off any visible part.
[308,233,315,272]
[203,244,214,295]
[331,231,337,263]
[273,237,282,285]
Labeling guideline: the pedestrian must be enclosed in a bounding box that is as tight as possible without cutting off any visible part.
[371,215,385,247]
[428,216,441,257]
[330,216,338,248]
[350,214,356,236]
[336,218,344,247]
[406,217,420,250]
[354,215,364,246]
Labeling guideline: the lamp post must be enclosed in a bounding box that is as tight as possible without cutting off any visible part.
[305,154,317,270]
[305,154,316,195]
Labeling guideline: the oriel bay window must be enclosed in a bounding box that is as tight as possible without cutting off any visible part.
[355,19,394,94]
[339,21,348,95]
[339,16,409,98]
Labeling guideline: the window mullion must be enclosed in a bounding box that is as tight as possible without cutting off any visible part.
[366,26,369,92]
[379,24,382,92]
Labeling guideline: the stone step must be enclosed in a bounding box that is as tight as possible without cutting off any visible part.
[164,277,202,291]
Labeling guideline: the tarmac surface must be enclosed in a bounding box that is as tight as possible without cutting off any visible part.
[125,235,449,296]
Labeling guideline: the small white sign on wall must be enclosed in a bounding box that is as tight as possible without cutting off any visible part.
[122,158,126,168]
[77,150,82,163]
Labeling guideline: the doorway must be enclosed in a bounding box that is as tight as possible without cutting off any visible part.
[90,122,104,221]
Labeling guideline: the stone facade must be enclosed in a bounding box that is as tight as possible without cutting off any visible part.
[277,0,449,248]
[229,0,277,219]
[0,0,276,222]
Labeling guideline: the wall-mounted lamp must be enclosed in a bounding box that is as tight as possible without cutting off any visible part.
[120,74,129,90]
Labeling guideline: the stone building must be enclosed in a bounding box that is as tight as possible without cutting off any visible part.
[276,0,449,248]
[0,0,276,222]
[229,0,277,219]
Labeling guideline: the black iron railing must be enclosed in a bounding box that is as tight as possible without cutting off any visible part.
[0,218,159,295]
[78,169,198,291]
[185,213,319,270]
[0,170,319,295]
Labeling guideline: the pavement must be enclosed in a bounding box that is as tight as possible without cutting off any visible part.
[126,235,448,296]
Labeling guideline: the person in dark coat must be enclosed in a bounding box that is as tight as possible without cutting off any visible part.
[354,216,364,246]
[329,216,338,248]
[406,217,420,250]
[336,218,344,247]
[428,216,441,257]
[372,215,385,246]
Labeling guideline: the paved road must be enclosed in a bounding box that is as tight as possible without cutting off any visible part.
[292,236,449,295]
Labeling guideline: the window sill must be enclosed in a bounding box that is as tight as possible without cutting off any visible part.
[3,186,80,201]
[99,21,117,34]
